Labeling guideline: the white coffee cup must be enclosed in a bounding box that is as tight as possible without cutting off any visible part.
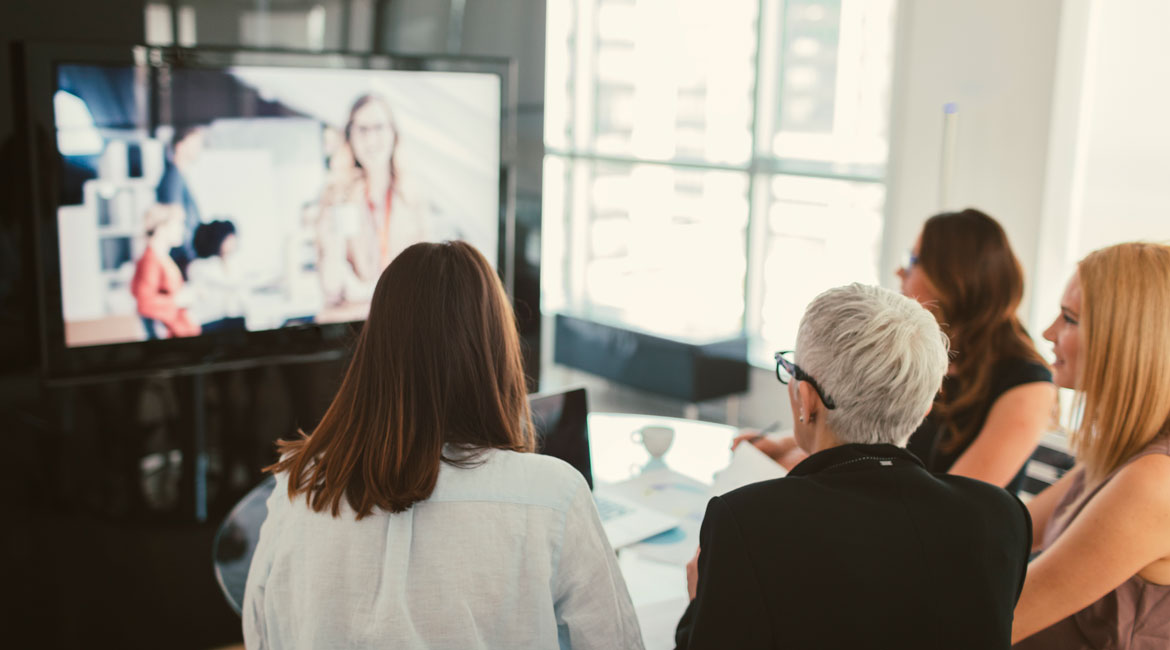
[631,425,675,458]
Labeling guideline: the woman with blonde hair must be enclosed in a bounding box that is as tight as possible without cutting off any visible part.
[244,241,642,649]
[1013,242,1170,648]
[131,203,200,338]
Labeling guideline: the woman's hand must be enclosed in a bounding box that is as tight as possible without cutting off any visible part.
[174,287,196,308]
[731,432,809,470]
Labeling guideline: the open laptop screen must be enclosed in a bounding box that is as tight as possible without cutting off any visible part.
[529,388,593,489]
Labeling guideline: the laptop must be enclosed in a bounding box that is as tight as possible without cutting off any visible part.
[529,387,681,549]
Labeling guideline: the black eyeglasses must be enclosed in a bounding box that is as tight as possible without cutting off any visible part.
[774,350,837,410]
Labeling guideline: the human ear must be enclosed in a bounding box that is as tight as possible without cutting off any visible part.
[797,381,822,423]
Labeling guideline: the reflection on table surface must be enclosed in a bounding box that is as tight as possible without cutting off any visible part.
[587,412,738,485]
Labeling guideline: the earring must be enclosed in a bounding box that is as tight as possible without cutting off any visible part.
[798,415,805,423]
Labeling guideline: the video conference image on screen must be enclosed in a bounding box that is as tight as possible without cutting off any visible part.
[53,62,500,348]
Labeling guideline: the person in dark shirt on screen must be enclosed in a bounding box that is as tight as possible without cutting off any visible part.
[156,124,206,273]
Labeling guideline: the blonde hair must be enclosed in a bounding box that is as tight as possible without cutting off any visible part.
[1073,242,1170,484]
[143,203,183,237]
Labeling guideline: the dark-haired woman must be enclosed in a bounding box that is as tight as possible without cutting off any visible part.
[738,209,1054,492]
[898,209,1055,491]
[243,241,642,649]
[186,219,246,333]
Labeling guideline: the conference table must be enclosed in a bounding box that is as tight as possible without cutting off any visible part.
[213,412,742,649]
[588,413,740,649]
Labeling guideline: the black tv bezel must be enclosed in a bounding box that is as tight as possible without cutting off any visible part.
[24,43,517,383]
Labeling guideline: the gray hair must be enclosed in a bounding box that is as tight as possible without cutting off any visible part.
[795,283,949,446]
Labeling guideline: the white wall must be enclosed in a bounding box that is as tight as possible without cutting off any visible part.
[1032,0,1170,329]
[886,0,1170,336]
[1073,0,1170,255]
[882,0,1064,332]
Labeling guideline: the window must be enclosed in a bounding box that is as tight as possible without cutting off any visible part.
[147,2,361,51]
[544,0,897,359]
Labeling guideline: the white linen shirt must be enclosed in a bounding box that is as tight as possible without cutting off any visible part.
[242,448,644,650]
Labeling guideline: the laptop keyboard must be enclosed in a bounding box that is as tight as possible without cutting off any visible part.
[594,495,632,522]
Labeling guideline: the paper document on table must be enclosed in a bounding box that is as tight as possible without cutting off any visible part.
[636,597,691,650]
[619,550,689,608]
[711,441,787,496]
[598,467,711,521]
[600,468,710,566]
[630,520,701,566]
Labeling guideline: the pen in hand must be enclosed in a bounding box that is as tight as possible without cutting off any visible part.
[731,421,784,451]
[748,420,782,443]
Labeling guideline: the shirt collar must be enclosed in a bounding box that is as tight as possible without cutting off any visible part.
[787,442,925,477]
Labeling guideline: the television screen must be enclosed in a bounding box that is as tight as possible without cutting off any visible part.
[51,59,501,349]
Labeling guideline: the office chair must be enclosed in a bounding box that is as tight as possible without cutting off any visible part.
[212,474,276,615]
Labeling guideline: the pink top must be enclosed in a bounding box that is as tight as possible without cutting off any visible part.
[131,247,200,338]
[1014,430,1170,649]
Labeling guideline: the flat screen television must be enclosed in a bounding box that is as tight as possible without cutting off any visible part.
[24,44,515,380]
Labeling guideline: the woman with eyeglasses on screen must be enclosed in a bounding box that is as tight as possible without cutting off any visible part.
[677,284,1031,649]
[738,209,1055,493]
[243,241,642,650]
[317,94,428,305]
[1012,243,1170,649]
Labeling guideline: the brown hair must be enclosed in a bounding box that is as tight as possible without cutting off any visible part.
[1073,243,1170,484]
[917,208,1047,450]
[267,241,535,518]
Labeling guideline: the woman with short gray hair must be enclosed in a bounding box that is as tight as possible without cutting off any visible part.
[675,284,1031,650]
[792,282,948,447]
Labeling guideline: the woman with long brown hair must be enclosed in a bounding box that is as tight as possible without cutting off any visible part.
[1013,242,1170,648]
[898,208,1056,490]
[738,209,1055,492]
[243,241,642,649]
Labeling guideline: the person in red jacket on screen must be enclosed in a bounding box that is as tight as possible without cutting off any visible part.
[131,204,201,338]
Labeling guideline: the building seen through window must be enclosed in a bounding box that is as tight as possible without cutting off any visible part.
[544,0,897,358]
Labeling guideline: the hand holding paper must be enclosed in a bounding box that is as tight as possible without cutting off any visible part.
[711,439,788,496]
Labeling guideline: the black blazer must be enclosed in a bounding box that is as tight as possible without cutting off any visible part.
[675,443,1031,650]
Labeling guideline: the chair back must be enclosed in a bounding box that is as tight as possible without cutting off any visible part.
[212,475,276,615]
[1019,431,1075,501]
